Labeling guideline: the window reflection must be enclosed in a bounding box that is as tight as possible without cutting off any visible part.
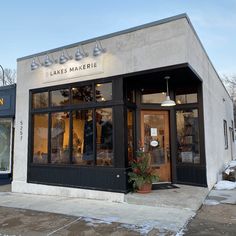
[72,85,93,104]
[141,91,166,103]
[0,120,11,171]
[176,93,197,104]
[51,89,70,107]
[51,112,70,164]
[96,83,112,102]
[32,92,48,109]
[33,114,48,164]
[96,108,113,166]
[176,109,200,164]
[72,110,93,165]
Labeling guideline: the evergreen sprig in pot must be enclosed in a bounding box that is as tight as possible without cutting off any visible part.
[128,150,159,193]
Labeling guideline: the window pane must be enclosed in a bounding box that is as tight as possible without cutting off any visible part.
[0,120,11,172]
[72,85,93,104]
[127,109,134,164]
[72,110,93,165]
[96,108,113,166]
[176,93,198,104]
[142,92,166,103]
[224,120,228,149]
[51,112,70,164]
[176,109,200,164]
[127,88,135,103]
[32,92,48,109]
[51,89,69,107]
[33,114,48,164]
[96,83,112,102]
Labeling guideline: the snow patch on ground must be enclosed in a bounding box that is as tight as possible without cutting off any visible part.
[120,222,174,235]
[204,199,220,205]
[83,217,117,227]
[214,180,236,190]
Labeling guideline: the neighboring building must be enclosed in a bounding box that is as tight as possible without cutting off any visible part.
[0,84,16,183]
[12,14,235,201]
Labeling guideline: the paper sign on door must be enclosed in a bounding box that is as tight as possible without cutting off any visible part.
[151,128,157,136]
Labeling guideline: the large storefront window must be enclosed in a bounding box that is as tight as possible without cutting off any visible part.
[30,81,114,167]
[176,109,200,164]
[0,120,12,173]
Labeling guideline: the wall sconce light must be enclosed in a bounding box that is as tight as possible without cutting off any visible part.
[59,49,73,64]
[75,45,88,61]
[161,76,176,107]
[93,40,106,56]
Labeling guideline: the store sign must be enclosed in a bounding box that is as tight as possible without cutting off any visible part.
[43,56,104,83]
[0,95,10,111]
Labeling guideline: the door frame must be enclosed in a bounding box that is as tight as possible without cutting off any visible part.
[140,109,172,183]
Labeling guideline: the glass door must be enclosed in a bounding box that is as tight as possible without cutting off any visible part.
[141,110,171,182]
[0,119,13,174]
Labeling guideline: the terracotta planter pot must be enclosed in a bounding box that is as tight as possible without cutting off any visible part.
[137,183,152,193]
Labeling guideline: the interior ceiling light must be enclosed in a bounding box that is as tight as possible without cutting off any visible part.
[93,40,106,56]
[161,76,176,107]
[75,45,88,61]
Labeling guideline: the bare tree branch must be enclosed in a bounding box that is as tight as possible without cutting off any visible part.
[0,68,16,86]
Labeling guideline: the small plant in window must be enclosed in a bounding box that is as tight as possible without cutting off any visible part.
[128,148,159,193]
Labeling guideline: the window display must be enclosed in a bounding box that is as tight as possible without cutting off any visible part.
[51,112,70,164]
[176,109,200,164]
[33,114,48,164]
[0,119,12,173]
[72,110,93,165]
[96,108,113,166]
[30,82,114,167]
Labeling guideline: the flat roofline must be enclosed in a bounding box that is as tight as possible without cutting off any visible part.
[17,13,189,62]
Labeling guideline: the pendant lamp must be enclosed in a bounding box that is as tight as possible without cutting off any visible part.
[161,76,176,107]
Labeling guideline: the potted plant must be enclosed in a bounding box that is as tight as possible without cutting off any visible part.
[128,149,159,193]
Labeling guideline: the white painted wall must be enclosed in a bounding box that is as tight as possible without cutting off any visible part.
[13,15,234,199]
[186,23,235,189]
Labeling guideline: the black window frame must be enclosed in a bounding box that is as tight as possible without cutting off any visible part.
[29,79,117,168]
[224,120,228,149]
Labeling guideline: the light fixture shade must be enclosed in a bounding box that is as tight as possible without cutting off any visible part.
[75,48,84,61]
[59,52,68,64]
[44,55,53,67]
[93,42,102,56]
[161,95,176,106]
[31,59,40,71]
[93,41,106,56]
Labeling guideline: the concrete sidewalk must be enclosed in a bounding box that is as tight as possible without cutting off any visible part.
[0,184,208,235]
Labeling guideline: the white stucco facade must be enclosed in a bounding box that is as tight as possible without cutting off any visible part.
[13,14,234,200]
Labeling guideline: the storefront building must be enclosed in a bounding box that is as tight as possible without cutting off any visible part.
[13,14,235,201]
[0,84,16,182]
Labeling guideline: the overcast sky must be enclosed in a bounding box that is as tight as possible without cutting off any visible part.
[0,0,235,77]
